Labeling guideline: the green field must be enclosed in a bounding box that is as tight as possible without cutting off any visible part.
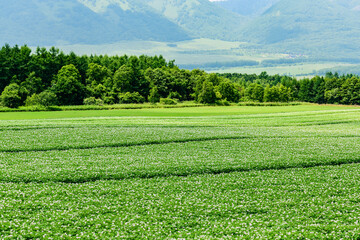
[1,104,360,238]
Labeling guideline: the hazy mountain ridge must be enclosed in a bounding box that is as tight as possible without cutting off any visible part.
[145,0,246,40]
[0,0,246,45]
[0,0,191,45]
[213,0,280,16]
[1,0,360,62]
[238,0,360,59]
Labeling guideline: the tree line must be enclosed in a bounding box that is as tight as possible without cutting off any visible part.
[221,72,360,105]
[0,44,359,108]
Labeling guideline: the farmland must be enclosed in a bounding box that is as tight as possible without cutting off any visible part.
[1,104,360,239]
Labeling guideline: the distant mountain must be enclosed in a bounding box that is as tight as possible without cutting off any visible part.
[146,0,246,40]
[1,0,360,62]
[0,0,245,46]
[213,0,280,16]
[239,0,360,58]
[0,0,192,45]
[80,0,246,40]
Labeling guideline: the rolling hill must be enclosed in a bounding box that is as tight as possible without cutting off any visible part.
[0,0,192,45]
[0,0,245,45]
[239,0,360,59]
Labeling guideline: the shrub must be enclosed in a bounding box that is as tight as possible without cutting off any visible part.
[84,97,104,106]
[160,98,177,105]
[25,90,58,107]
[168,91,182,100]
[217,99,231,106]
[52,64,85,105]
[217,81,241,102]
[103,96,116,105]
[0,83,22,108]
[25,94,40,106]
[198,80,217,104]
[148,87,160,103]
[119,92,145,104]
[38,90,58,107]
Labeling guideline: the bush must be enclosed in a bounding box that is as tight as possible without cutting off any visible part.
[168,91,182,100]
[103,96,116,105]
[83,97,104,106]
[0,83,22,108]
[148,87,160,103]
[160,98,177,105]
[198,80,217,104]
[52,64,85,105]
[119,92,145,104]
[38,91,58,107]
[217,99,231,106]
[25,90,58,107]
[25,94,40,106]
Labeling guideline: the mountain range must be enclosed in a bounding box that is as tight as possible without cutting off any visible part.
[1,0,360,60]
[0,0,245,45]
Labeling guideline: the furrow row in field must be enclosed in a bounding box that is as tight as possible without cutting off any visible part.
[1,135,360,153]
[0,136,252,153]
[1,163,360,239]
[0,108,359,128]
[1,121,359,152]
[1,137,359,183]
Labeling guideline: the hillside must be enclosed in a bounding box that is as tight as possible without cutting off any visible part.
[240,0,360,59]
[146,0,246,40]
[213,0,280,16]
[0,0,245,45]
[80,0,246,40]
[0,0,190,45]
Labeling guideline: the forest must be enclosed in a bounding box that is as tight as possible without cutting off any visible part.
[0,44,359,108]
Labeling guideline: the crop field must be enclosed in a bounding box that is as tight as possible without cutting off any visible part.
[1,104,360,239]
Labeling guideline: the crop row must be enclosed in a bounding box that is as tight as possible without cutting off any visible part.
[0,109,359,152]
[1,136,359,183]
[1,164,360,239]
[1,108,359,128]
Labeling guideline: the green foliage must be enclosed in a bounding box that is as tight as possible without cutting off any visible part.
[340,76,360,105]
[118,92,145,104]
[168,91,182,100]
[264,84,292,102]
[103,95,116,105]
[38,90,58,107]
[198,80,217,104]
[0,83,22,108]
[86,63,111,98]
[160,98,177,105]
[25,91,58,107]
[25,94,40,107]
[21,72,44,95]
[245,83,264,102]
[86,63,111,86]
[1,44,360,108]
[111,65,134,93]
[217,80,241,102]
[217,99,231,106]
[148,87,160,103]
[83,97,104,106]
[52,64,85,105]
